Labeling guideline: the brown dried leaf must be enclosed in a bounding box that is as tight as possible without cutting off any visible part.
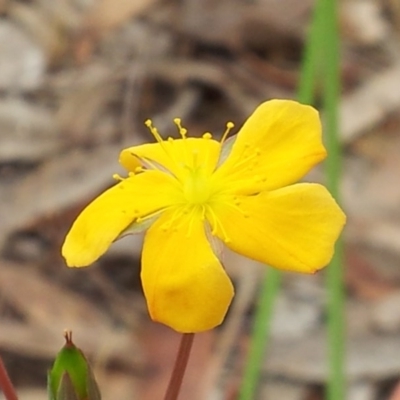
[340,63,400,144]
[0,99,58,162]
[75,0,158,63]
[0,261,142,367]
[0,262,107,327]
[0,145,127,249]
[9,2,68,64]
[85,0,158,34]
[55,64,120,143]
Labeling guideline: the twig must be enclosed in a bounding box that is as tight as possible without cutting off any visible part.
[0,356,18,400]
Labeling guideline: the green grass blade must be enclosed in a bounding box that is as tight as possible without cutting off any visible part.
[238,1,329,398]
[320,0,346,399]
[238,268,281,399]
[297,0,328,104]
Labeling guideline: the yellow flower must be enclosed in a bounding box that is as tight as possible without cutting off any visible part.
[62,100,346,333]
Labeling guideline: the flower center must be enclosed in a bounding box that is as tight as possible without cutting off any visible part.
[183,168,212,205]
[142,117,236,208]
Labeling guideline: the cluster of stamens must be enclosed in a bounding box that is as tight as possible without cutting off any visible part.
[112,117,251,243]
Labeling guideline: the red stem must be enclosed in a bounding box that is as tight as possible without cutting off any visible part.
[163,333,195,400]
[0,356,18,400]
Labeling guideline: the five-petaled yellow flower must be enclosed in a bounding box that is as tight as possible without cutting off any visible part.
[62,100,346,333]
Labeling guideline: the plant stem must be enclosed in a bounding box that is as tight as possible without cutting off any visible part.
[163,333,195,400]
[321,0,346,399]
[0,356,18,400]
[297,0,328,104]
[238,269,281,399]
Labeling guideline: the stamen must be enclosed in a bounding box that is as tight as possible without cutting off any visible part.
[221,121,234,144]
[202,132,212,140]
[143,119,186,181]
[112,174,124,181]
[185,207,199,237]
[145,119,164,144]
[206,206,231,243]
[173,118,187,139]
[216,144,266,184]
[221,200,249,219]
[136,207,168,225]
[160,206,187,232]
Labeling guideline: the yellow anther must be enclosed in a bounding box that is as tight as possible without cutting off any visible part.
[134,166,143,173]
[112,174,124,181]
[202,132,212,139]
[142,118,184,173]
[144,119,164,144]
[173,117,187,138]
[221,121,235,144]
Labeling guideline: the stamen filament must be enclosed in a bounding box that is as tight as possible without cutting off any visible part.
[173,118,188,139]
[219,199,249,219]
[206,205,230,243]
[136,207,171,224]
[160,206,189,232]
[221,122,235,145]
[145,119,165,143]
[144,119,186,181]
[186,206,200,238]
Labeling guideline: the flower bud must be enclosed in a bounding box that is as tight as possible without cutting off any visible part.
[48,331,101,400]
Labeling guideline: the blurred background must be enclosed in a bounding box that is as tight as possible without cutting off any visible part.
[1,0,400,399]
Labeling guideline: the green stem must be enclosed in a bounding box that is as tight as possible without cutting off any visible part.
[320,0,346,399]
[297,0,328,103]
[238,269,281,399]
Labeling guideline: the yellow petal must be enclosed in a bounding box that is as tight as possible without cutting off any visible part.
[141,207,234,333]
[211,183,346,273]
[62,170,181,267]
[212,100,326,194]
[120,137,221,181]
